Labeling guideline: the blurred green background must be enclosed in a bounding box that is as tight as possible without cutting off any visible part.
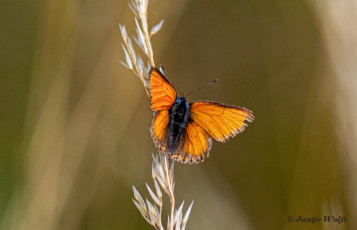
[1,0,356,229]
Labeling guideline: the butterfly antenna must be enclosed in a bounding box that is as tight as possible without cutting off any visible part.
[185,78,219,97]
[159,65,183,96]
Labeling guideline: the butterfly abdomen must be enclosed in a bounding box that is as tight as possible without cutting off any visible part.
[167,97,190,152]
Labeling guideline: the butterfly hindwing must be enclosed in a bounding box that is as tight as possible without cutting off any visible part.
[190,101,255,142]
[170,121,212,164]
[149,68,177,111]
[151,110,170,152]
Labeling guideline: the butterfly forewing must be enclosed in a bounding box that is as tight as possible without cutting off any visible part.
[190,101,255,142]
[149,68,177,111]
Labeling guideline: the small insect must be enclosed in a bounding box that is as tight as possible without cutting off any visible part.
[149,66,254,164]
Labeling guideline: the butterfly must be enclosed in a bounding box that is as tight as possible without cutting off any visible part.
[149,67,255,164]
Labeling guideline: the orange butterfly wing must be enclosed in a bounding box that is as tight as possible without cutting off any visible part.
[149,68,177,111]
[151,110,170,152]
[190,101,255,142]
[170,121,212,164]
[149,68,177,152]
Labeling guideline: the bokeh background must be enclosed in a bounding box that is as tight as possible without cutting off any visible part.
[1,0,356,229]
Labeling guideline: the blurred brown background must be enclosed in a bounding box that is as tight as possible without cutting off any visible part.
[1,0,356,229]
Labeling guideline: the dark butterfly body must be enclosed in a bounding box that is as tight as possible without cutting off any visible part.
[149,67,254,164]
[168,96,191,153]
